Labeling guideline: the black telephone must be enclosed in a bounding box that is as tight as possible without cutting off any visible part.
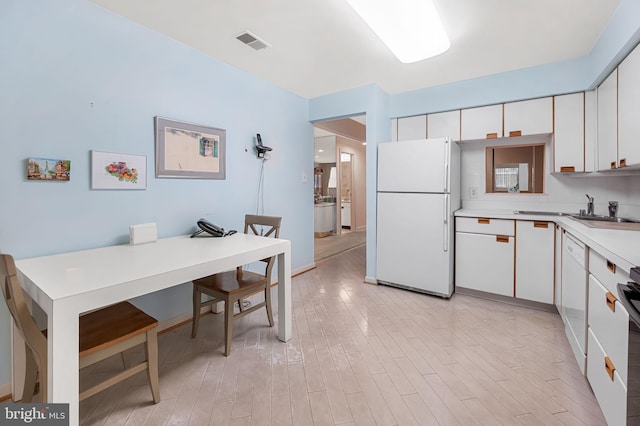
[190,219,236,238]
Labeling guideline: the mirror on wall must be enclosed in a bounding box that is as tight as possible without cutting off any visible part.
[485,143,545,193]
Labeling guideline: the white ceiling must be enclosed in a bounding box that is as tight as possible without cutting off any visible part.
[90,0,621,99]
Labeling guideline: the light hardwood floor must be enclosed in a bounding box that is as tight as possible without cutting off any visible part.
[71,245,605,425]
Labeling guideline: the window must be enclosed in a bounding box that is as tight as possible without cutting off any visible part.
[486,144,544,193]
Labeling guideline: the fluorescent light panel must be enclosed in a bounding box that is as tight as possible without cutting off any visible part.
[346,0,450,63]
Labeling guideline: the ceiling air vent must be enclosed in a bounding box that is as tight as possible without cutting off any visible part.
[236,31,270,51]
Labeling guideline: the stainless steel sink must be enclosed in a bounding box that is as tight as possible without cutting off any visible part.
[570,214,640,223]
[513,210,570,216]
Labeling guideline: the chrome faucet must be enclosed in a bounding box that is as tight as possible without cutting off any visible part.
[585,194,595,216]
[608,201,619,218]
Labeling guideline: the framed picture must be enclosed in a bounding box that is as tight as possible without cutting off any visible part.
[27,157,71,181]
[91,150,147,190]
[154,117,226,179]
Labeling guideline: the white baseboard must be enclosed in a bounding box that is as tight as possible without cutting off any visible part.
[0,381,11,401]
[364,276,378,285]
[293,263,315,277]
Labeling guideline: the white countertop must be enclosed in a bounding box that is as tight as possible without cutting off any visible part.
[455,209,640,274]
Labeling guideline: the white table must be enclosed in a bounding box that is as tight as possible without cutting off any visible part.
[14,234,291,425]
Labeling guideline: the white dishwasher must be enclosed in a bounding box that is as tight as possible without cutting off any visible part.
[561,231,588,374]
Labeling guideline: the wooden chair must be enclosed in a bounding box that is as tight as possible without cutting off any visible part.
[191,214,282,356]
[0,254,160,403]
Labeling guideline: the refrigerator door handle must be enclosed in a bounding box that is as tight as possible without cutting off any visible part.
[443,194,449,252]
[443,141,449,193]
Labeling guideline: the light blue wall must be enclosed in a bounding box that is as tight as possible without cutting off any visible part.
[0,0,313,387]
[309,84,391,281]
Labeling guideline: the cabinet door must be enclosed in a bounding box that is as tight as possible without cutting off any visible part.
[461,104,503,140]
[397,115,426,141]
[555,224,562,311]
[427,110,460,141]
[618,44,640,168]
[455,232,514,296]
[515,221,554,304]
[597,69,618,171]
[504,97,553,137]
[585,90,597,172]
[553,93,584,173]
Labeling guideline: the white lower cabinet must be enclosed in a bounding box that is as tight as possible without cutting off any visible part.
[455,218,514,297]
[588,328,628,426]
[515,220,554,303]
[587,250,633,425]
[554,224,562,311]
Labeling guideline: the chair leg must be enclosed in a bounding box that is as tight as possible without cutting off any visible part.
[191,285,201,338]
[21,344,38,403]
[145,329,161,404]
[265,286,274,327]
[224,299,234,356]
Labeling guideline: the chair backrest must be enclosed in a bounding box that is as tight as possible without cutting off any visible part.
[0,254,47,375]
[243,215,282,277]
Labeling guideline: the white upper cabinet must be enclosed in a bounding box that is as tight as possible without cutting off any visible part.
[427,110,461,141]
[554,93,585,173]
[597,69,618,171]
[461,104,503,141]
[504,97,553,137]
[397,115,427,141]
[585,90,597,172]
[618,43,640,169]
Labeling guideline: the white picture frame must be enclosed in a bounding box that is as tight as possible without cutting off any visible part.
[91,150,147,190]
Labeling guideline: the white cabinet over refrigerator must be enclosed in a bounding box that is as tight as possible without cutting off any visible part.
[376,138,461,297]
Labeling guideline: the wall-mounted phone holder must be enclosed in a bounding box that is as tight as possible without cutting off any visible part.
[255,133,272,159]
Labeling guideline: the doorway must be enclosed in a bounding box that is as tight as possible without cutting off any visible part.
[313,115,366,262]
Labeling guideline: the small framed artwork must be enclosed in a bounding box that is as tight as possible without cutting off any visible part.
[91,151,147,190]
[154,116,226,179]
[27,158,71,181]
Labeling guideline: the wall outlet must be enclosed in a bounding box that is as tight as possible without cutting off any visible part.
[469,187,478,199]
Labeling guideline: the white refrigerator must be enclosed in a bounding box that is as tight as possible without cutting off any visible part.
[376,138,461,297]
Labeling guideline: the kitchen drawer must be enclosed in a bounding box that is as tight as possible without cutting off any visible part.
[589,249,630,298]
[587,328,628,426]
[455,217,514,236]
[589,274,629,384]
[455,232,514,296]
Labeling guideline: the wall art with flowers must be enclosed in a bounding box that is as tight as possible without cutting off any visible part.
[91,150,147,190]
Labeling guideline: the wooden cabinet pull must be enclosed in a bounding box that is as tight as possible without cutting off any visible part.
[486,133,498,139]
[606,260,616,274]
[509,130,522,137]
[606,292,617,312]
[496,235,509,243]
[478,218,490,224]
[611,161,617,169]
[604,356,615,381]
[533,221,548,229]
[620,158,627,168]
[560,166,575,173]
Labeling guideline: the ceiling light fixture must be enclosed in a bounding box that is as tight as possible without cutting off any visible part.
[345,0,450,63]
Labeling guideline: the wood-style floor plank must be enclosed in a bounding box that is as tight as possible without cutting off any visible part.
[58,245,606,425]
